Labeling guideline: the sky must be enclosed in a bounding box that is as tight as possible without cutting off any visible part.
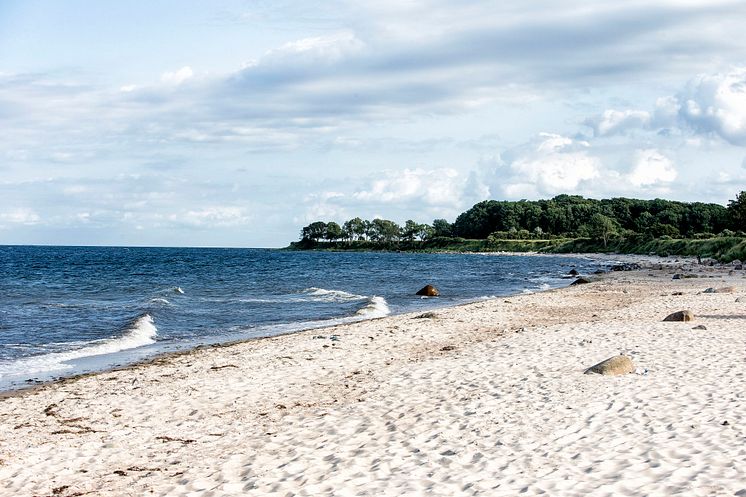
[2,0,746,247]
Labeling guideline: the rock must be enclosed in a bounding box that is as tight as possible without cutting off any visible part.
[672,274,682,280]
[593,269,605,275]
[663,310,695,322]
[735,264,743,270]
[736,297,744,303]
[610,263,642,271]
[568,268,579,276]
[672,291,684,296]
[571,277,591,285]
[414,312,438,319]
[704,286,736,294]
[692,325,707,330]
[416,285,440,297]
[585,355,635,376]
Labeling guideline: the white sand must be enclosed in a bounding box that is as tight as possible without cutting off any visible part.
[1,264,745,496]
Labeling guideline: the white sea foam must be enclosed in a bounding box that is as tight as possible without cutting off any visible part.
[354,296,391,319]
[150,297,171,305]
[302,287,367,302]
[0,314,158,378]
[174,287,185,294]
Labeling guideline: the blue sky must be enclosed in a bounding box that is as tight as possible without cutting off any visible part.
[2,0,746,247]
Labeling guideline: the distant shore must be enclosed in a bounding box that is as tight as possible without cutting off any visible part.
[287,235,746,262]
[1,258,745,496]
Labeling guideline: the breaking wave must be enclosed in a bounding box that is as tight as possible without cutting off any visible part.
[0,314,158,378]
[354,296,391,319]
[302,287,367,302]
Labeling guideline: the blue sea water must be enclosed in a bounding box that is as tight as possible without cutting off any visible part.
[0,246,604,391]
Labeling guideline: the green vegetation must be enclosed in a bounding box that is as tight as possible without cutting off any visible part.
[291,192,746,261]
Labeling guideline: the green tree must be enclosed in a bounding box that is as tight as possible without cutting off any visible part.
[417,223,434,241]
[587,213,618,248]
[727,191,746,231]
[432,218,453,237]
[401,220,420,242]
[343,217,366,241]
[325,222,344,242]
[371,218,401,243]
[301,221,327,241]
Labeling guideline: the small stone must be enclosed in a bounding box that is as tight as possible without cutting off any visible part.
[722,420,729,426]
[692,325,707,330]
[585,355,635,376]
[663,310,695,322]
[672,274,682,280]
[704,286,736,294]
[414,312,438,319]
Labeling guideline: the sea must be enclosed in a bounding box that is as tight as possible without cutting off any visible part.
[0,246,606,391]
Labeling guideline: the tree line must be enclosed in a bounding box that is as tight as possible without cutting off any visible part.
[297,192,746,247]
[300,217,454,243]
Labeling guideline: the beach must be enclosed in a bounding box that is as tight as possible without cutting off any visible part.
[1,261,744,497]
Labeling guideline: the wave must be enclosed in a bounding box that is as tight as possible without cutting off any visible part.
[0,314,158,377]
[302,287,367,302]
[149,297,171,305]
[354,296,391,319]
[173,287,185,294]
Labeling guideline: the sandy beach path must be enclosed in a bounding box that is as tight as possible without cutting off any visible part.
[1,264,745,496]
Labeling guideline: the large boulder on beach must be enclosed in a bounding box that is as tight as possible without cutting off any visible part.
[663,310,694,322]
[568,268,579,276]
[571,277,591,286]
[416,285,440,297]
[585,355,635,376]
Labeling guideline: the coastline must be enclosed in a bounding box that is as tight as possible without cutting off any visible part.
[1,260,744,496]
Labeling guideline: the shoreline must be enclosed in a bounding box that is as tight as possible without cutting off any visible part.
[0,251,622,395]
[1,260,744,496]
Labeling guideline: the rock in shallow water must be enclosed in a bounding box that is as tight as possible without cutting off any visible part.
[415,285,440,297]
[585,355,635,376]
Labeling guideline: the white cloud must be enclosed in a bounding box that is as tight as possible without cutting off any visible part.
[300,167,490,224]
[0,208,41,225]
[269,31,365,63]
[161,66,194,85]
[168,206,250,228]
[584,109,652,136]
[492,133,601,198]
[675,66,746,145]
[628,149,677,186]
[353,168,464,207]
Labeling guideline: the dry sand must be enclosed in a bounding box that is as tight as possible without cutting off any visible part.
[1,262,745,496]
